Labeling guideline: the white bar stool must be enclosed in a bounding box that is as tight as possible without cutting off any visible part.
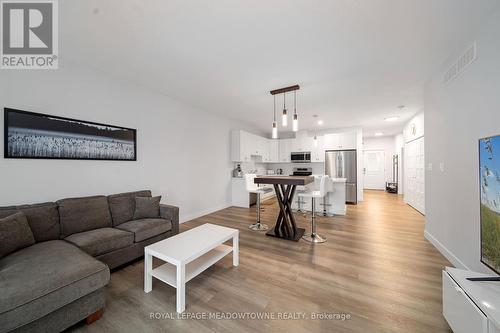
[298,175,329,243]
[245,174,272,231]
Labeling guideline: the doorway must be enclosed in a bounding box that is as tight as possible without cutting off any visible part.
[363,150,386,190]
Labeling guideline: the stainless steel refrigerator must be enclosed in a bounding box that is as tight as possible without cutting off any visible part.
[325,150,357,204]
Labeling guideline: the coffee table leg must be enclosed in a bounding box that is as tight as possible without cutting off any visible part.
[144,252,152,293]
[176,264,186,313]
[233,232,239,267]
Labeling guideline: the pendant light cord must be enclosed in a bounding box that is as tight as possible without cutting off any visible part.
[273,95,276,122]
[294,91,297,115]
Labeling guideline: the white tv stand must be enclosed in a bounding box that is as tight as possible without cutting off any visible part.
[443,267,500,333]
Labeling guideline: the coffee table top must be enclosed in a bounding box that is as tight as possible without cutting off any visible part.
[145,223,238,265]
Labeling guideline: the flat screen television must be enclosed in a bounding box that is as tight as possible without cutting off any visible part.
[477,134,500,280]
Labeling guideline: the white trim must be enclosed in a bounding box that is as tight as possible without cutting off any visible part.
[424,229,470,271]
[180,204,230,224]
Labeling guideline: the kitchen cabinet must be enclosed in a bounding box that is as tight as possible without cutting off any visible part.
[323,132,356,150]
[231,130,270,162]
[279,139,292,163]
[291,132,313,152]
[231,130,252,162]
[312,136,325,162]
[269,140,279,163]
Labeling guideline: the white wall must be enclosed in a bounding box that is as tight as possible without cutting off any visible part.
[0,62,260,223]
[424,7,500,273]
[363,136,397,184]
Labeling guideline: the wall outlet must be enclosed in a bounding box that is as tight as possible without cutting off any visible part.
[439,162,445,172]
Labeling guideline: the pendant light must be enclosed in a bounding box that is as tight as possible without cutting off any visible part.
[282,93,288,127]
[293,90,298,132]
[272,95,278,139]
[313,115,318,147]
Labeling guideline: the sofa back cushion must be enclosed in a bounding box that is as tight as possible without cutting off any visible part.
[57,196,112,237]
[0,202,60,242]
[0,212,35,258]
[107,190,152,226]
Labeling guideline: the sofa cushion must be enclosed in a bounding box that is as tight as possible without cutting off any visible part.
[116,218,172,242]
[57,196,112,237]
[0,240,109,332]
[0,212,35,259]
[133,196,161,220]
[108,190,152,226]
[64,227,134,257]
[0,202,60,242]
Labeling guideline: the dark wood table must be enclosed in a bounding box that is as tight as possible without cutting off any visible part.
[254,176,314,241]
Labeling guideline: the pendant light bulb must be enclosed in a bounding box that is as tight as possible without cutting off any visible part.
[282,93,287,127]
[272,122,278,139]
[313,134,318,147]
[292,91,298,132]
[271,95,278,139]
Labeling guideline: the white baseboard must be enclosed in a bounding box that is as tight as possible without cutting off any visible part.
[180,204,230,224]
[424,230,470,270]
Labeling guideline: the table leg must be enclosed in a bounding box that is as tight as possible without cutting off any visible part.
[233,232,239,267]
[144,252,152,293]
[266,184,305,241]
[176,264,186,313]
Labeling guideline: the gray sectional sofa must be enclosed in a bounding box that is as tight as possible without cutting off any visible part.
[0,190,179,333]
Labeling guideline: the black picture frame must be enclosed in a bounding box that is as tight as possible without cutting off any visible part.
[4,108,137,161]
[478,134,500,276]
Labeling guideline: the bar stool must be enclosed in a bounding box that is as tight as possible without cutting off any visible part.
[245,174,272,231]
[298,175,329,243]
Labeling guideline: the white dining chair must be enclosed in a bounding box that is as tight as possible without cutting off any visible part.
[297,175,329,243]
[245,174,272,231]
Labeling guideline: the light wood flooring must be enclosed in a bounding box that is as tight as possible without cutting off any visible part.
[70,190,452,333]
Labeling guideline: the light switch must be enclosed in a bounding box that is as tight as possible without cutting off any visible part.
[439,162,445,172]
[428,163,433,171]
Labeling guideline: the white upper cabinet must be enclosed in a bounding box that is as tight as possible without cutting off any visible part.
[291,131,312,152]
[324,132,356,150]
[312,136,325,162]
[232,130,358,163]
[279,139,292,163]
[269,140,279,163]
[341,132,357,149]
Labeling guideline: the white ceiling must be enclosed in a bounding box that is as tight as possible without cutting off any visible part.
[60,0,499,137]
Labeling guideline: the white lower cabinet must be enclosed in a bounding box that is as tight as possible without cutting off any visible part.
[443,271,487,333]
[443,267,500,333]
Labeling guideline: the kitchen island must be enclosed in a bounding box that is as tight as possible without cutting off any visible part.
[254,175,314,241]
[291,176,347,215]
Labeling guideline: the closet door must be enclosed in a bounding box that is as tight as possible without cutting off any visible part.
[404,137,425,214]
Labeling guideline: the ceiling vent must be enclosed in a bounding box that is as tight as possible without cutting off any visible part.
[443,42,477,84]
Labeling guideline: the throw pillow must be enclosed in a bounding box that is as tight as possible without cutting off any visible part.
[0,212,36,259]
[133,196,161,220]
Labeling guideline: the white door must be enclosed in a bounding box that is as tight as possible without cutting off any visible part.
[404,137,425,214]
[363,150,386,190]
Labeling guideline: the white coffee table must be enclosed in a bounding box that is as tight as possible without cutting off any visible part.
[144,223,239,313]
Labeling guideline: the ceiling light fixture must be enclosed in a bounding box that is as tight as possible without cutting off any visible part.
[272,95,278,139]
[384,116,399,122]
[317,120,324,125]
[293,91,298,132]
[374,132,384,136]
[282,93,288,127]
[270,84,300,134]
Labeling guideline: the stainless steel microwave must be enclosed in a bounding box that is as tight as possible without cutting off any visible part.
[291,152,311,163]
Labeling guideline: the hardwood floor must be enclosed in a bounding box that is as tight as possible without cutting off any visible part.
[70,190,452,333]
